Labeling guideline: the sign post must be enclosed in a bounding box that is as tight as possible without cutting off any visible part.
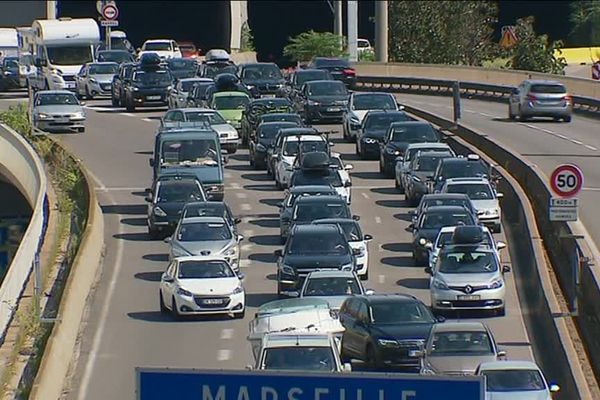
[100,2,119,50]
[452,81,461,126]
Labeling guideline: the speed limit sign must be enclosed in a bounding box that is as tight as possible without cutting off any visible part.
[550,164,584,198]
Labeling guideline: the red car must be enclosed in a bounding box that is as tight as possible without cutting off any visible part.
[178,42,200,59]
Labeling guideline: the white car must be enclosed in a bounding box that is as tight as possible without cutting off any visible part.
[440,177,503,233]
[476,360,560,399]
[274,134,328,189]
[426,225,506,269]
[139,39,182,59]
[357,38,373,54]
[342,92,398,141]
[159,256,245,319]
[312,219,372,280]
[329,152,353,203]
[297,270,372,310]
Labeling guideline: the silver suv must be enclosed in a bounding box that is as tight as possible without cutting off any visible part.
[508,80,572,122]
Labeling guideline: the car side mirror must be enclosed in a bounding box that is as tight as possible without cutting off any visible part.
[163,237,172,243]
[276,201,283,208]
[237,272,245,280]
[234,217,242,224]
[549,383,560,393]
[149,158,155,167]
[424,266,433,275]
[496,241,506,250]
[80,101,86,106]
[352,215,360,221]
[496,192,504,199]
[237,234,244,242]
[344,164,354,171]
[344,181,352,188]
[408,222,415,229]
[222,156,228,164]
[162,274,174,283]
[274,249,282,257]
[342,363,352,372]
[144,195,152,203]
[364,234,373,241]
[365,289,375,295]
[502,265,511,273]
[436,315,446,323]
[497,350,507,359]
[329,142,334,147]
[287,291,299,298]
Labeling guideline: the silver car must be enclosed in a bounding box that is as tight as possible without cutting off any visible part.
[166,216,244,271]
[167,78,212,109]
[75,62,119,99]
[508,80,572,122]
[31,90,86,133]
[476,360,560,399]
[419,322,505,376]
[296,270,371,311]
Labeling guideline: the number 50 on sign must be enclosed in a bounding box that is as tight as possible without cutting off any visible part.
[550,164,584,198]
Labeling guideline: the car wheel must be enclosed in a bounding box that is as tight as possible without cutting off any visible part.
[111,92,119,107]
[171,297,181,320]
[508,107,515,120]
[563,115,572,123]
[159,291,168,313]
[126,96,135,112]
[85,85,93,100]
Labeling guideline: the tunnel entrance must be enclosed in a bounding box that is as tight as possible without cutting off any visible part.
[56,0,230,52]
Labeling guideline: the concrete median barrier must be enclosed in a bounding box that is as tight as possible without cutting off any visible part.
[0,122,46,344]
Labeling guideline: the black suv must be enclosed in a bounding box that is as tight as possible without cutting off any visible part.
[240,98,294,145]
[123,61,173,111]
[339,294,439,370]
[294,80,349,124]
[429,155,490,193]
[249,121,298,169]
[356,110,409,159]
[238,62,285,96]
[274,224,357,295]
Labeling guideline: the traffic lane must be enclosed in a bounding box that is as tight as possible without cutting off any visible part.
[315,124,533,362]
[395,93,600,255]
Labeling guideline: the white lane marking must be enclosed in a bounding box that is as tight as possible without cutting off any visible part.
[220,328,234,340]
[517,123,598,150]
[374,216,382,224]
[361,192,369,199]
[464,109,476,114]
[236,192,248,199]
[243,229,255,237]
[585,145,598,151]
[224,172,233,179]
[478,112,493,117]
[120,112,135,117]
[583,187,600,191]
[555,133,568,139]
[241,203,252,211]
[86,169,107,192]
[83,105,116,112]
[570,139,583,145]
[239,259,252,268]
[142,118,154,122]
[230,182,242,189]
[241,244,253,252]
[77,181,124,399]
[378,275,385,284]
[217,349,231,361]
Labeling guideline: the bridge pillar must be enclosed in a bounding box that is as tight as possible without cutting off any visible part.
[230,0,248,52]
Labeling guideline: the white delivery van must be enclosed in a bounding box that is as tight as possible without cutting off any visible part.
[30,18,99,91]
[0,28,18,59]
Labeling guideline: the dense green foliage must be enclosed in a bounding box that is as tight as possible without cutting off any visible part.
[569,1,600,46]
[509,17,567,74]
[283,30,345,62]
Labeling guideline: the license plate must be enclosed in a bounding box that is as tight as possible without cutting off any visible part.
[458,295,480,300]
[147,95,161,100]
[262,94,276,98]
[56,117,69,123]
[327,107,341,112]
[65,82,75,88]
[203,299,224,305]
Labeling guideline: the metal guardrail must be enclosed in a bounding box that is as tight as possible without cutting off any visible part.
[356,76,600,113]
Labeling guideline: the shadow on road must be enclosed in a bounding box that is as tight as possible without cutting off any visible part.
[396,278,429,290]
[134,271,162,282]
[101,204,146,215]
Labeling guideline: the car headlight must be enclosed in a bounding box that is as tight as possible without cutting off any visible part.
[223,246,238,257]
[412,175,422,182]
[418,237,427,246]
[377,338,399,347]
[385,147,397,155]
[364,137,377,144]
[133,87,140,91]
[279,264,295,275]
[433,278,449,290]
[90,78,97,84]
[489,279,503,289]
[231,284,244,295]
[72,112,85,119]
[154,207,167,217]
[167,86,173,91]
[341,263,354,271]
[307,100,320,106]
[177,287,193,297]
[350,115,360,123]
[171,245,192,257]
[207,184,224,193]
[246,85,255,90]
[36,113,51,120]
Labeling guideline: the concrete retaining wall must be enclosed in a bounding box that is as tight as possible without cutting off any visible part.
[230,51,257,64]
[0,123,46,343]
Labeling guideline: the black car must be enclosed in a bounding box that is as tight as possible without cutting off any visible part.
[238,62,285,96]
[240,98,294,144]
[379,121,440,177]
[0,57,20,90]
[111,62,136,106]
[404,151,455,206]
[166,58,198,80]
[430,155,490,193]
[339,294,439,369]
[97,50,135,64]
[279,185,338,240]
[274,224,357,295]
[295,80,349,124]
[281,68,333,99]
[308,57,356,88]
[186,81,213,108]
[249,121,299,169]
[411,205,477,265]
[289,194,354,231]
[199,61,237,79]
[356,110,410,159]
[145,174,207,239]
[412,194,477,225]
[267,127,320,176]
[123,67,173,111]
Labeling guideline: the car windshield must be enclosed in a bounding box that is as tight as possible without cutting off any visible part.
[185,111,226,125]
[134,70,172,86]
[289,231,348,255]
[168,59,196,71]
[214,95,249,109]
[446,183,493,200]
[177,260,235,279]
[303,277,361,296]
[180,80,202,92]
[307,82,347,96]
[144,42,171,51]
[177,222,232,241]
[430,331,493,355]
[204,64,237,78]
[294,203,349,222]
[258,124,293,139]
[3,58,18,68]
[292,170,343,188]
[263,347,335,371]
[371,302,434,324]
[415,156,446,172]
[89,64,118,75]
[423,198,473,213]
[530,84,566,94]
[283,140,327,156]
[353,94,396,110]
[287,190,334,207]
[441,161,488,179]
[420,212,474,229]
[98,51,133,63]
[47,45,93,65]
[183,204,225,219]
[483,369,546,392]
[438,250,498,273]
[161,139,218,166]
[157,182,203,203]
[36,93,79,106]
[390,125,438,143]
[241,64,282,80]
[313,58,350,68]
[296,70,330,85]
[365,113,409,130]
[261,114,301,124]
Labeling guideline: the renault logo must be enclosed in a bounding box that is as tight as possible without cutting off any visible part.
[464,285,473,294]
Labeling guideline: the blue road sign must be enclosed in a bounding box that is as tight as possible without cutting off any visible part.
[136,368,484,400]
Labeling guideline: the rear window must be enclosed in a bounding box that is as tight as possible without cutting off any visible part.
[314,58,350,68]
[529,84,566,94]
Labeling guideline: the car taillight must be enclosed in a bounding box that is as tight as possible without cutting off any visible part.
[526,94,537,101]
[342,68,356,76]
[563,95,572,104]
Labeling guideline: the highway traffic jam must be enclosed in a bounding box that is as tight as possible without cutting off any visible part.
[4,17,573,399]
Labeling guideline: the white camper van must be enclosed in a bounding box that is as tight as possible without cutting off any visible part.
[29,18,99,91]
[0,28,18,59]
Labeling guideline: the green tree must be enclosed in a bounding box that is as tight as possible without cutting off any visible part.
[283,30,345,63]
[509,16,567,74]
[569,1,600,46]
[388,1,498,65]
[240,22,255,52]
